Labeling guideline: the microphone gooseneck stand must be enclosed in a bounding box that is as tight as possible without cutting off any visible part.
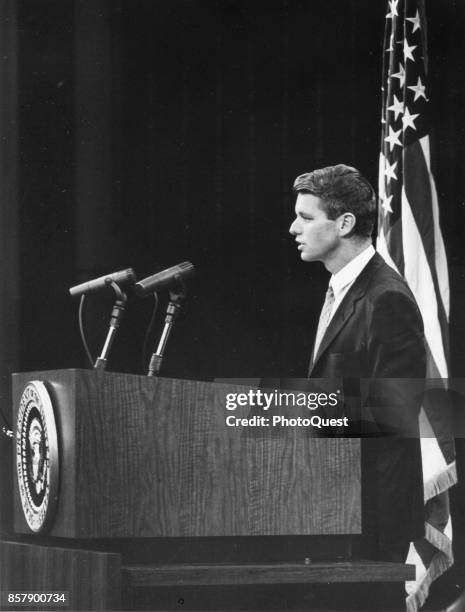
[94,280,128,371]
[147,285,186,377]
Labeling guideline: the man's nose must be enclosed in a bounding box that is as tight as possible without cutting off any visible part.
[289,218,300,235]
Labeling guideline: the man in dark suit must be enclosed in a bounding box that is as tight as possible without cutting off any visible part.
[289,164,426,562]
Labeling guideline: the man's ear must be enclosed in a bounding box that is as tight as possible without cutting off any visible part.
[338,212,356,236]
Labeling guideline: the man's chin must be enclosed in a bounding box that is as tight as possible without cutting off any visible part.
[300,251,315,262]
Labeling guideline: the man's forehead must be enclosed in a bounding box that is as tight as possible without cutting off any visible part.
[295,193,325,212]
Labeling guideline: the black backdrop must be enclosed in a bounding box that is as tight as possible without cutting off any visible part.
[1,0,465,551]
[13,0,465,381]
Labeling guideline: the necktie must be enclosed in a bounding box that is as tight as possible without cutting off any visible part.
[313,285,335,358]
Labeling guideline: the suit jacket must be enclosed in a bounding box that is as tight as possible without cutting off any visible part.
[309,252,426,550]
[309,252,425,380]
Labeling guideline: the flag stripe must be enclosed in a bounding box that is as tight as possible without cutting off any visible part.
[386,223,405,275]
[401,187,448,377]
[419,136,450,317]
[403,141,435,258]
[422,383,456,467]
[403,139,450,358]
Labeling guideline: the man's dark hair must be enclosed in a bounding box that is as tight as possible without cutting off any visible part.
[292,164,376,237]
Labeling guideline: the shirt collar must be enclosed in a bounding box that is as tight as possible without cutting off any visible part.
[330,244,376,297]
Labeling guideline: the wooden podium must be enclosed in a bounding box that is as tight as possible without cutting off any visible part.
[12,369,361,538]
[1,370,413,610]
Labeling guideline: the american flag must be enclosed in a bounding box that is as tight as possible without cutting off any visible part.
[377,0,457,609]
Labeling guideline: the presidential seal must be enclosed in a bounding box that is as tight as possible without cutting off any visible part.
[16,381,59,533]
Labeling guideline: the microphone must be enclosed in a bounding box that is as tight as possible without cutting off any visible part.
[69,268,136,297]
[134,261,195,296]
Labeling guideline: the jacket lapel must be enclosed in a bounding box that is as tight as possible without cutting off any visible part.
[308,253,384,376]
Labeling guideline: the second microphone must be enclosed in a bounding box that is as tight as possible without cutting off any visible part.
[134,261,195,296]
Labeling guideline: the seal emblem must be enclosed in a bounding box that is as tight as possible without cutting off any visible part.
[16,381,59,532]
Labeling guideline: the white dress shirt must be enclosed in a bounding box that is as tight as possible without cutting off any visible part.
[312,244,375,359]
[327,244,376,324]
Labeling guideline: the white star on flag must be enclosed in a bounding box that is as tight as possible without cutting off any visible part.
[387,94,404,119]
[381,194,394,215]
[406,10,421,33]
[386,0,399,19]
[408,76,427,101]
[384,125,402,151]
[402,106,419,131]
[392,63,405,87]
[403,39,417,62]
[384,158,398,183]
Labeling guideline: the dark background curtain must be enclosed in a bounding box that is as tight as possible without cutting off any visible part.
[1,0,464,551]
[10,0,465,381]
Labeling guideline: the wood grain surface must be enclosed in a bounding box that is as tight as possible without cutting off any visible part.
[12,370,360,538]
[122,561,415,586]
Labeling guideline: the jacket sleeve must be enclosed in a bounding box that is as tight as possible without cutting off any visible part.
[363,289,426,435]
[367,289,426,379]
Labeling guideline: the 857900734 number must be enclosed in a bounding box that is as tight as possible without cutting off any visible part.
[0,591,69,607]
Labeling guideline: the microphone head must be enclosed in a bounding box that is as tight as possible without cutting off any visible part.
[134,261,195,296]
[69,268,136,297]
[175,261,195,277]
